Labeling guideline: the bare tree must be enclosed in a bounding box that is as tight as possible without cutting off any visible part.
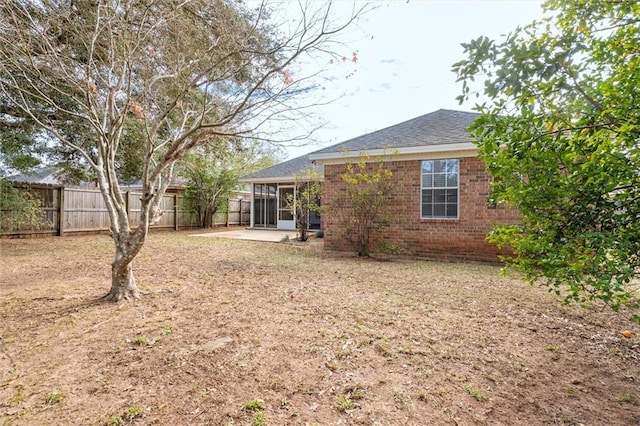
[0,0,366,301]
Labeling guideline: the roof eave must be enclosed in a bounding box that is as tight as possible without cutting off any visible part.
[309,142,478,163]
[238,175,324,184]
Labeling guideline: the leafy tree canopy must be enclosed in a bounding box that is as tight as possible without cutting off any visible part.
[453,0,639,320]
[0,179,46,232]
[180,138,279,228]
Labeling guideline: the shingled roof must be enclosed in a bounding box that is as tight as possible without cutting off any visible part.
[238,154,323,182]
[240,109,479,182]
[310,109,480,157]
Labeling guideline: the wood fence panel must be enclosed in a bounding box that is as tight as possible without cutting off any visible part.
[227,199,241,226]
[212,211,227,226]
[127,192,182,229]
[154,193,176,228]
[176,195,196,228]
[63,187,110,232]
[127,191,142,227]
[2,182,248,237]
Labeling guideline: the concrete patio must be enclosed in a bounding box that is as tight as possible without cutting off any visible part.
[190,228,297,242]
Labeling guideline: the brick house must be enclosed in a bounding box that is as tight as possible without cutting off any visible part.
[240,109,519,262]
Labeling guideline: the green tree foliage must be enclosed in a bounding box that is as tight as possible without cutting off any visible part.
[0,180,46,232]
[0,0,366,300]
[453,0,639,319]
[330,156,394,257]
[181,139,277,228]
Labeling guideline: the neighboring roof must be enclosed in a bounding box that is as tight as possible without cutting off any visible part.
[310,109,480,159]
[238,154,323,183]
[8,167,62,185]
[240,109,480,182]
[8,166,186,188]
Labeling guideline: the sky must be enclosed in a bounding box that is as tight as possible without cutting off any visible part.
[275,0,545,160]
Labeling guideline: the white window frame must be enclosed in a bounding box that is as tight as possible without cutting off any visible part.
[421,158,459,219]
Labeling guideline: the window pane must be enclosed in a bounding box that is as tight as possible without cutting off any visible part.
[446,172,457,186]
[420,159,459,219]
[433,173,446,187]
[279,210,293,220]
[446,159,458,174]
[279,188,293,208]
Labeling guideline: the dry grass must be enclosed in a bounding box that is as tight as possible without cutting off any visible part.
[1,231,638,425]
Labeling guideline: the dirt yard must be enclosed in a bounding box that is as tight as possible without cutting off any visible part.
[0,231,638,425]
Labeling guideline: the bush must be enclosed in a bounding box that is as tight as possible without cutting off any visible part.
[328,155,394,256]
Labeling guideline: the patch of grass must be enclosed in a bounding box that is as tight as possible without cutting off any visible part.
[125,404,144,419]
[417,391,428,402]
[280,235,290,243]
[254,409,266,426]
[155,326,173,343]
[547,344,559,352]
[8,382,25,404]
[336,385,364,412]
[336,394,354,411]
[132,336,147,346]
[345,386,364,401]
[619,394,637,404]
[45,389,64,404]
[243,399,266,426]
[102,404,144,425]
[104,416,123,425]
[335,347,353,360]
[244,398,266,412]
[374,339,393,357]
[398,345,429,356]
[463,384,487,402]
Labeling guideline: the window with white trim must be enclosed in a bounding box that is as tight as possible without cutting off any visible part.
[421,159,459,219]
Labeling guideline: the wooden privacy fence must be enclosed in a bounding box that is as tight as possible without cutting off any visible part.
[1,183,250,237]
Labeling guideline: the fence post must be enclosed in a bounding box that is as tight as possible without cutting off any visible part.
[174,193,179,231]
[58,185,65,236]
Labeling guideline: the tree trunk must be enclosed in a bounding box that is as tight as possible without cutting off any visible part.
[104,234,144,301]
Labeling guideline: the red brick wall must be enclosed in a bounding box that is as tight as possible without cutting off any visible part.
[321,157,520,262]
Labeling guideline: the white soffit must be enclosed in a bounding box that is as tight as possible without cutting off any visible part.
[309,143,478,164]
